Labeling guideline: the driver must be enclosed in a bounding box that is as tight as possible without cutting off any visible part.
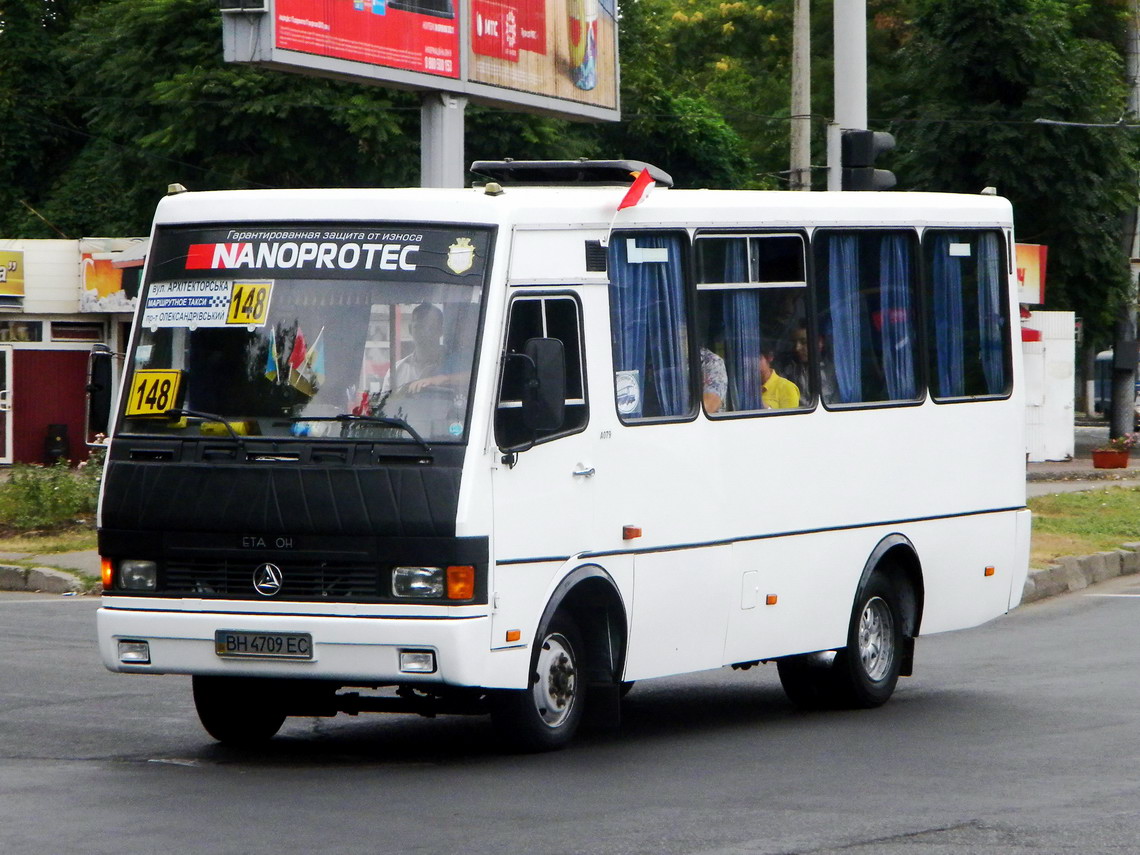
[380,302,450,397]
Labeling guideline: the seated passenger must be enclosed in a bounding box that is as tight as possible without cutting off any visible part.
[777,321,810,398]
[701,346,727,413]
[760,346,800,410]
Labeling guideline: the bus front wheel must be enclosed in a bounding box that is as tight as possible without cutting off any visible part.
[489,613,586,752]
[192,675,286,746]
[777,572,904,710]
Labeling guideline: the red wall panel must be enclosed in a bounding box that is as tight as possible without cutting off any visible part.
[12,350,90,464]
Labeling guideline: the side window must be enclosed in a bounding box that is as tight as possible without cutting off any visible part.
[696,234,810,413]
[812,229,921,406]
[924,230,1010,400]
[495,294,587,448]
[608,232,692,420]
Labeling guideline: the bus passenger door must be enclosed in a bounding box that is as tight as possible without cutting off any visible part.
[490,294,605,636]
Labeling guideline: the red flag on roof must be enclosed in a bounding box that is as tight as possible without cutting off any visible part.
[617,169,655,210]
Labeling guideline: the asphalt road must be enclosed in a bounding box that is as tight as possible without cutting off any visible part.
[2,582,1139,855]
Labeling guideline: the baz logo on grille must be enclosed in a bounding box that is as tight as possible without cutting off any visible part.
[253,563,284,597]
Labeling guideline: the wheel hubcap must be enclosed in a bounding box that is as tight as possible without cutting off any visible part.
[858,596,895,682]
[532,633,577,728]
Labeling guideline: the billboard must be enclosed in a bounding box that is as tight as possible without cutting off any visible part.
[222,0,619,121]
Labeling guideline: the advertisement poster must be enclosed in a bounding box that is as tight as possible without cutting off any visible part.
[275,0,460,79]
[0,251,23,298]
[1016,243,1048,306]
[469,0,617,109]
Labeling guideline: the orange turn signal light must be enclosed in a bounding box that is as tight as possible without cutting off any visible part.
[101,557,114,589]
[766,594,778,606]
[622,525,642,540]
[984,566,996,577]
[506,629,522,643]
[446,565,475,600]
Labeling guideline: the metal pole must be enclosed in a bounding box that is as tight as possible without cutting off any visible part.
[1110,0,1140,437]
[832,0,867,130]
[829,0,867,189]
[789,0,811,191]
[420,93,467,188]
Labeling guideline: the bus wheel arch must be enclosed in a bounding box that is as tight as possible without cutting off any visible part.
[858,534,925,651]
[777,535,923,710]
[490,564,628,751]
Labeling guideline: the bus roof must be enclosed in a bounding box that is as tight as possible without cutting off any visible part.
[152,184,1014,232]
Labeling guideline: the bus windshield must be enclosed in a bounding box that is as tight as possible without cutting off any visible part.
[120,223,491,444]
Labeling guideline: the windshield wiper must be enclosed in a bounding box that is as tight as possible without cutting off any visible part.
[164,408,243,444]
[282,414,432,453]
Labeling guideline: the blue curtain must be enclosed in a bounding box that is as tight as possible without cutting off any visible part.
[977,232,1005,394]
[932,234,965,397]
[609,234,690,417]
[721,240,763,410]
[828,235,861,403]
[879,235,916,400]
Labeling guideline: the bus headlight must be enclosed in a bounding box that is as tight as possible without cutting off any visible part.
[392,566,445,598]
[120,560,157,591]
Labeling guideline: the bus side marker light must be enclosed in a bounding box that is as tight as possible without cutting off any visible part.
[622,525,642,540]
[101,558,114,589]
[766,595,778,606]
[446,566,475,600]
[506,630,522,642]
[984,566,996,577]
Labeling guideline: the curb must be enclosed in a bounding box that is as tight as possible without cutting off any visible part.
[1021,543,1140,604]
[0,564,90,595]
[1027,469,1140,483]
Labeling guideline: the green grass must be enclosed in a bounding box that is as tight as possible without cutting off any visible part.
[1028,486,1140,568]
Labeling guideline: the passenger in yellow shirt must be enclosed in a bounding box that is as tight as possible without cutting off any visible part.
[760,347,800,409]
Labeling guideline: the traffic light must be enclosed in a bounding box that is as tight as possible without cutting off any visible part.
[840,129,896,191]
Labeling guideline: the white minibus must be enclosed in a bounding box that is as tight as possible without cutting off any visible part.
[97,161,1030,751]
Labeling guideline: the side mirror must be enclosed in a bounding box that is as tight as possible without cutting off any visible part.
[522,338,566,432]
[87,344,114,438]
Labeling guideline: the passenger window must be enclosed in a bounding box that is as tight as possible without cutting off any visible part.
[496,294,587,448]
[924,230,1010,400]
[608,232,692,420]
[812,230,921,406]
[696,234,811,413]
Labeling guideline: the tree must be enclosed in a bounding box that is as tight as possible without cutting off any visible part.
[890,0,1139,349]
[0,0,93,236]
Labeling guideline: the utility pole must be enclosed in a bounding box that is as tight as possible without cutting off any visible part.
[789,0,811,191]
[828,0,867,190]
[1111,0,1140,438]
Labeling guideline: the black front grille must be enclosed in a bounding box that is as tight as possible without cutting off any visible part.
[164,559,383,600]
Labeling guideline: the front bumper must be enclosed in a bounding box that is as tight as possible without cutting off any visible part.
[97,602,496,687]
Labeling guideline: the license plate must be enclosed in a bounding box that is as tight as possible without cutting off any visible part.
[214,630,312,660]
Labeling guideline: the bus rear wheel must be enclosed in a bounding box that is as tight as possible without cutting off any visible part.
[192,675,287,746]
[778,572,904,710]
[490,613,586,752]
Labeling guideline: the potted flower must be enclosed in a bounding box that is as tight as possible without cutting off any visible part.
[1092,433,1137,469]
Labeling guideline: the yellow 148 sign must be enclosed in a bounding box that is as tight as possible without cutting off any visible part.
[226,280,273,326]
[125,370,182,417]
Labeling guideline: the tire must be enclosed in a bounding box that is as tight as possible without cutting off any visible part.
[778,572,904,710]
[490,613,586,752]
[192,675,287,746]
